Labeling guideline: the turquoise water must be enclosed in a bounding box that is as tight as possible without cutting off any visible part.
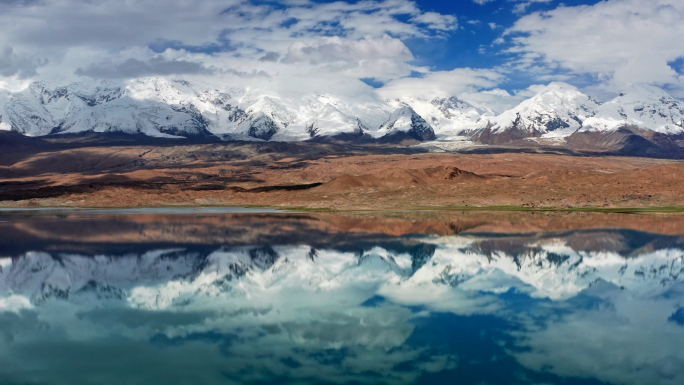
[0,211,682,385]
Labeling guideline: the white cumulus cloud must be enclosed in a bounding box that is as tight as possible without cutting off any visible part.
[504,0,684,96]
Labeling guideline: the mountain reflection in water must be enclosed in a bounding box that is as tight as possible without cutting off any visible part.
[1,210,684,385]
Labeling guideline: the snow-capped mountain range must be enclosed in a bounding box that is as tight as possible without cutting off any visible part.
[1,78,683,144]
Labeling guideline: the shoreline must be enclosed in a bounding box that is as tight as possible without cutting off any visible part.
[2,204,684,214]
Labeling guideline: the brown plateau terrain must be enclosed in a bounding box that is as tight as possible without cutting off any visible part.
[1,132,683,210]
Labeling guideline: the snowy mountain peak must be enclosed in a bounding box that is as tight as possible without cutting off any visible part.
[385,96,492,139]
[480,82,600,141]
[380,106,436,141]
[306,104,366,138]
[581,84,684,134]
[431,96,494,118]
[616,83,676,102]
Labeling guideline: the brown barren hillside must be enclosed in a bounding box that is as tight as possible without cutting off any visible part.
[0,135,683,210]
[315,166,482,192]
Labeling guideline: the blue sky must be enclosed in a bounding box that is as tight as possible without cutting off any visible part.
[0,0,683,107]
[404,1,604,80]
[367,0,625,94]
[407,0,587,70]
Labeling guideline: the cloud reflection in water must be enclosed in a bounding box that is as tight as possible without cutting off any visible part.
[0,213,683,385]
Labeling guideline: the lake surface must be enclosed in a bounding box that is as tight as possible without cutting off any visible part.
[1,209,684,385]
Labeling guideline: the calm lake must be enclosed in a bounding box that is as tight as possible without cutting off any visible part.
[1,209,683,385]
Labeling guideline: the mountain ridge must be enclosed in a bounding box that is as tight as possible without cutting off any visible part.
[1,78,684,156]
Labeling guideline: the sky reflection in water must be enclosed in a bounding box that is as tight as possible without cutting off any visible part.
[0,211,683,385]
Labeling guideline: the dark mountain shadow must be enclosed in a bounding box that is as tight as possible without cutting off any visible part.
[566,126,684,159]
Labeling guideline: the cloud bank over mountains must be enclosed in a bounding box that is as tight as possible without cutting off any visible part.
[0,0,682,107]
